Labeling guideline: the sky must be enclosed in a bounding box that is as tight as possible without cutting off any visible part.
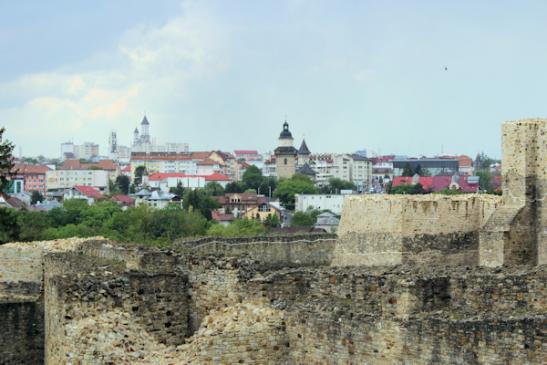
[1,0,547,159]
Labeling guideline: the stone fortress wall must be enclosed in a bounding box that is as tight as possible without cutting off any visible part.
[333,194,501,267]
[335,118,546,270]
[1,236,544,364]
[0,118,545,364]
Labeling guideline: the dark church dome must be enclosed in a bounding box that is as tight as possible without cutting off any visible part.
[279,121,293,139]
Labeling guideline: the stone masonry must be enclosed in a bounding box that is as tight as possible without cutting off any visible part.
[335,118,546,269]
[0,119,545,364]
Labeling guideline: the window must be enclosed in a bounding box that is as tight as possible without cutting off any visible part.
[284,158,287,165]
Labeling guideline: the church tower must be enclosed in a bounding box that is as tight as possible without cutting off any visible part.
[140,115,151,143]
[274,121,298,178]
[133,127,140,145]
[297,139,311,167]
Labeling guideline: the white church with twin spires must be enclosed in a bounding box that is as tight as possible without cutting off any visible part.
[131,115,189,153]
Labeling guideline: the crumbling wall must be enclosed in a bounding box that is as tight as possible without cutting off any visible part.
[334,195,500,267]
[247,265,546,364]
[176,234,337,269]
[44,253,189,365]
[285,311,545,365]
[177,302,289,364]
[480,119,547,267]
[0,238,109,365]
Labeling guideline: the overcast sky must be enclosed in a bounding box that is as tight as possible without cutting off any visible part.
[1,0,547,159]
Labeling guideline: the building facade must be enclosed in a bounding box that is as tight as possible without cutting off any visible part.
[12,164,50,194]
[46,169,110,191]
[295,194,347,215]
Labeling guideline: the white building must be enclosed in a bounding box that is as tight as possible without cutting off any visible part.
[295,193,350,215]
[147,173,207,192]
[349,155,372,191]
[134,189,182,209]
[61,141,99,160]
[132,115,189,153]
[309,153,372,190]
[46,169,109,191]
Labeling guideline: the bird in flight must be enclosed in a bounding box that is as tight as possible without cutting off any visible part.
[444,66,448,71]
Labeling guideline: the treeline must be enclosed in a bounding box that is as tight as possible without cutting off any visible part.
[0,200,278,246]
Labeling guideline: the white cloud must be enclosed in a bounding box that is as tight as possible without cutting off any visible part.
[0,1,226,156]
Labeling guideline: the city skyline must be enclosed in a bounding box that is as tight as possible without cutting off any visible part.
[3,1,547,158]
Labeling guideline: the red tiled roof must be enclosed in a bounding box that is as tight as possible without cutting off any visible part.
[61,159,118,171]
[111,195,134,206]
[429,176,451,192]
[392,176,434,191]
[369,155,395,164]
[198,158,219,166]
[74,185,103,199]
[204,173,231,182]
[61,159,82,170]
[393,175,481,193]
[13,164,50,174]
[458,176,479,193]
[392,176,414,187]
[148,173,194,181]
[94,160,117,171]
[234,150,258,156]
[458,155,473,168]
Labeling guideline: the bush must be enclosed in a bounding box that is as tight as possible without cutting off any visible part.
[207,218,266,237]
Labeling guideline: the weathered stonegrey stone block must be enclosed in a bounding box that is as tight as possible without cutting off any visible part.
[333,194,500,267]
[0,302,44,365]
[479,119,547,267]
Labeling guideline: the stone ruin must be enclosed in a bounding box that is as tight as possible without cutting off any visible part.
[0,119,545,364]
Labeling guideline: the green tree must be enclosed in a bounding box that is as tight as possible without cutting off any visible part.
[47,199,88,227]
[207,218,266,237]
[0,208,19,243]
[30,191,44,205]
[0,128,15,192]
[258,176,277,197]
[204,182,225,196]
[435,188,464,195]
[169,182,185,197]
[263,213,281,228]
[290,210,320,227]
[225,181,245,193]
[475,152,498,171]
[274,174,318,210]
[183,188,219,220]
[134,165,146,186]
[115,175,130,194]
[476,170,493,192]
[320,177,355,193]
[402,163,414,177]
[16,210,49,241]
[414,164,423,176]
[242,165,264,191]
